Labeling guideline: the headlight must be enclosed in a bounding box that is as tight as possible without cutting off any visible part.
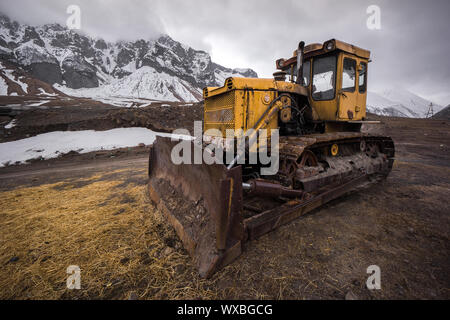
[325,41,335,51]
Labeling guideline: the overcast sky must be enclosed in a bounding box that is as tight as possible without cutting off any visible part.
[1,0,449,105]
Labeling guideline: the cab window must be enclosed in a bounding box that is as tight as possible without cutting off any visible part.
[342,58,356,92]
[359,62,367,93]
[302,60,310,86]
[312,55,336,101]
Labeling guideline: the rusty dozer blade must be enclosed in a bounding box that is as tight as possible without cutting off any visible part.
[148,136,245,278]
[148,134,395,278]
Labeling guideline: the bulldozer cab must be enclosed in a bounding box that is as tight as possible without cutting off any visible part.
[280,39,370,123]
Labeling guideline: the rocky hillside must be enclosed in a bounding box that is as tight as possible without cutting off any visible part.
[0,12,257,102]
[433,105,450,120]
[0,60,65,97]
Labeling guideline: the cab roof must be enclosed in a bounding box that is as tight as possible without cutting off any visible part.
[301,39,370,60]
[276,39,370,72]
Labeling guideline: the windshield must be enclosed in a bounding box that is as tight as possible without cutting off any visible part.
[312,55,336,101]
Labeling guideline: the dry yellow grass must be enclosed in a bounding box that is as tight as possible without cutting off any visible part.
[0,170,220,299]
[1,160,448,299]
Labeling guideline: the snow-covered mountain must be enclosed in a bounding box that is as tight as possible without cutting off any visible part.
[367,88,443,118]
[55,66,202,102]
[0,12,257,102]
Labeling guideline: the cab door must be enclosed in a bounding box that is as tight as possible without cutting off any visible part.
[355,59,368,120]
[337,54,358,120]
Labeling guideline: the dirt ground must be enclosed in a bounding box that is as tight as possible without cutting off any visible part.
[0,115,449,300]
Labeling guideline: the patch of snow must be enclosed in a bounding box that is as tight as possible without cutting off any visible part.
[28,100,50,107]
[92,97,129,107]
[16,76,28,93]
[38,88,58,96]
[51,93,161,108]
[0,128,192,167]
[4,119,16,129]
[2,67,28,94]
[0,76,7,95]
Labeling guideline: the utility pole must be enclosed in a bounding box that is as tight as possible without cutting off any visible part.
[426,102,434,118]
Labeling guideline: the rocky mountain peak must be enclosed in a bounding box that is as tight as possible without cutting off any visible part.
[0,12,258,102]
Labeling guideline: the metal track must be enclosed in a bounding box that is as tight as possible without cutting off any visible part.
[272,132,395,189]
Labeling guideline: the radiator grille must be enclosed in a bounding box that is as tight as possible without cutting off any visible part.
[204,108,234,123]
[204,91,235,134]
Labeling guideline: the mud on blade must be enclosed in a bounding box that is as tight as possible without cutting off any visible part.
[148,136,245,278]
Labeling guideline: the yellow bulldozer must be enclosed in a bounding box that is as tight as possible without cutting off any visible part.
[148,39,395,278]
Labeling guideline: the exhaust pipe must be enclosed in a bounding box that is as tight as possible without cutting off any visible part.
[296,41,305,85]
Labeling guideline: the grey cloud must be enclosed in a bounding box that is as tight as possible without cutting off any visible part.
[0,0,165,41]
